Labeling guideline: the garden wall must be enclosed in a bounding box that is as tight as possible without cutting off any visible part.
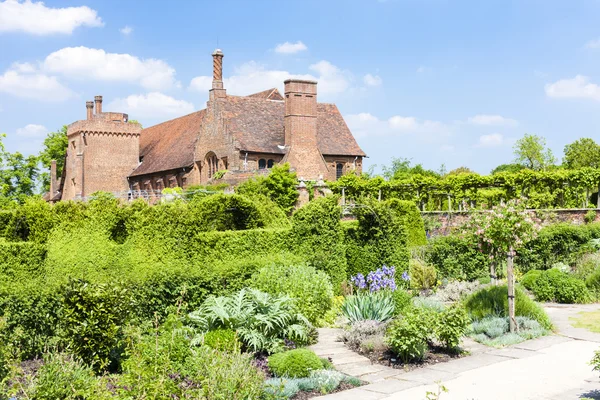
[423,208,600,237]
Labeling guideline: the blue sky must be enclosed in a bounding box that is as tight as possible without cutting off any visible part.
[1,0,600,174]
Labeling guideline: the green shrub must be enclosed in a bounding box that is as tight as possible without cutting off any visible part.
[385,308,429,363]
[292,196,347,289]
[592,349,600,377]
[585,210,597,224]
[0,241,46,283]
[2,353,108,399]
[586,267,600,291]
[188,288,311,354]
[392,289,413,315]
[464,285,553,330]
[268,348,324,378]
[409,259,437,290]
[520,270,543,291]
[470,316,547,347]
[386,199,427,246]
[435,305,470,350]
[424,235,489,281]
[203,329,240,353]
[575,253,600,280]
[236,163,299,214]
[264,370,360,398]
[341,291,395,323]
[531,269,591,304]
[250,263,334,326]
[340,320,388,350]
[61,279,131,373]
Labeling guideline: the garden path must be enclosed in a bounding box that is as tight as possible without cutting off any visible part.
[314,304,600,400]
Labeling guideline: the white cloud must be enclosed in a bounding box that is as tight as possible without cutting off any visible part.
[585,38,600,49]
[0,65,73,101]
[119,25,133,35]
[345,112,449,140]
[189,59,350,97]
[545,75,600,101]
[467,114,518,126]
[417,66,431,73]
[476,133,505,148]
[16,123,47,137]
[43,46,178,90]
[107,92,195,119]
[363,73,382,86]
[0,0,103,35]
[274,41,307,54]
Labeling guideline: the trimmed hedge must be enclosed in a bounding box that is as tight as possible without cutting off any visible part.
[386,199,427,247]
[424,235,489,281]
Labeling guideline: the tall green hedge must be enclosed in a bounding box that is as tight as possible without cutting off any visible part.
[386,199,427,246]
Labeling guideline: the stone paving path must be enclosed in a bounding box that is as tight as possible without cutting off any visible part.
[311,304,600,400]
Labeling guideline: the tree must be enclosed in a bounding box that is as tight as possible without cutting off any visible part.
[447,166,476,176]
[0,134,39,204]
[513,134,555,170]
[491,163,525,175]
[467,200,537,332]
[236,163,298,213]
[563,138,600,169]
[38,126,68,192]
[382,157,439,180]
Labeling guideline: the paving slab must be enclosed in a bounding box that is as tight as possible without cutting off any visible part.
[316,387,388,400]
[337,362,386,377]
[486,347,537,359]
[360,378,425,394]
[332,354,372,365]
[391,367,457,384]
[512,334,572,351]
[359,368,405,383]
[425,353,511,374]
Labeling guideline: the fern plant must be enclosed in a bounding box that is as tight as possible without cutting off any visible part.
[188,288,311,354]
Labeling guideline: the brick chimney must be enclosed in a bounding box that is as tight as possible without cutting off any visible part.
[94,95,103,114]
[86,101,94,120]
[283,79,328,180]
[50,159,57,196]
[209,49,226,100]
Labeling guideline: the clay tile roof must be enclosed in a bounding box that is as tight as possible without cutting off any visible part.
[246,88,284,101]
[129,110,205,177]
[317,103,366,157]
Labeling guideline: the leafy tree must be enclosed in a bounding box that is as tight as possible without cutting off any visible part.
[491,163,526,175]
[382,157,439,180]
[0,134,39,205]
[563,138,600,169]
[513,134,555,170]
[38,125,68,192]
[447,166,476,176]
[236,163,298,213]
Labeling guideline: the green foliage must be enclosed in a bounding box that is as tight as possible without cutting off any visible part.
[491,163,526,175]
[382,157,440,181]
[264,370,359,398]
[0,134,39,204]
[344,198,410,278]
[392,289,413,316]
[470,316,547,347]
[574,253,600,280]
[520,269,543,291]
[585,210,597,224]
[268,348,324,378]
[529,269,591,304]
[188,193,265,231]
[61,279,131,373]
[341,291,396,323]
[188,288,311,354]
[513,133,555,170]
[385,307,430,362]
[2,353,109,399]
[37,126,68,192]
[237,163,299,213]
[408,258,437,290]
[591,349,600,377]
[563,138,600,169]
[464,285,553,330]
[292,196,347,289]
[386,199,427,246]
[435,305,470,350]
[424,235,489,281]
[203,329,240,352]
[250,263,334,326]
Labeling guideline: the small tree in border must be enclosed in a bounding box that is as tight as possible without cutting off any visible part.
[467,200,537,332]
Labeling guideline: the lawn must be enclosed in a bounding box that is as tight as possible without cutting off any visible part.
[570,310,600,333]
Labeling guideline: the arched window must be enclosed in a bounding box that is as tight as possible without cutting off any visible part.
[258,159,267,169]
[206,152,218,178]
[267,159,274,168]
[336,163,344,180]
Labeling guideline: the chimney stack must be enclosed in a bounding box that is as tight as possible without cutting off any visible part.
[50,159,57,196]
[86,101,94,120]
[94,95,103,114]
[283,79,327,180]
[209,49,226,100]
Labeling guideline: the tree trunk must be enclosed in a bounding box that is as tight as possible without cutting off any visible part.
[507,246,517,333]
[490,260,497,285]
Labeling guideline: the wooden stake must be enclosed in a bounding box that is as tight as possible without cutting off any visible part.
[507,246,517,333]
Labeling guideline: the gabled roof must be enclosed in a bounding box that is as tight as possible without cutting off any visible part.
[246,88,284,101]
[129,109,205,177]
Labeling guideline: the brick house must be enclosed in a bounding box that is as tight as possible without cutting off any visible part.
[51,49,365,201]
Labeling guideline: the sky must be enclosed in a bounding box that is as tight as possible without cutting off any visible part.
[1,0,600,175]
